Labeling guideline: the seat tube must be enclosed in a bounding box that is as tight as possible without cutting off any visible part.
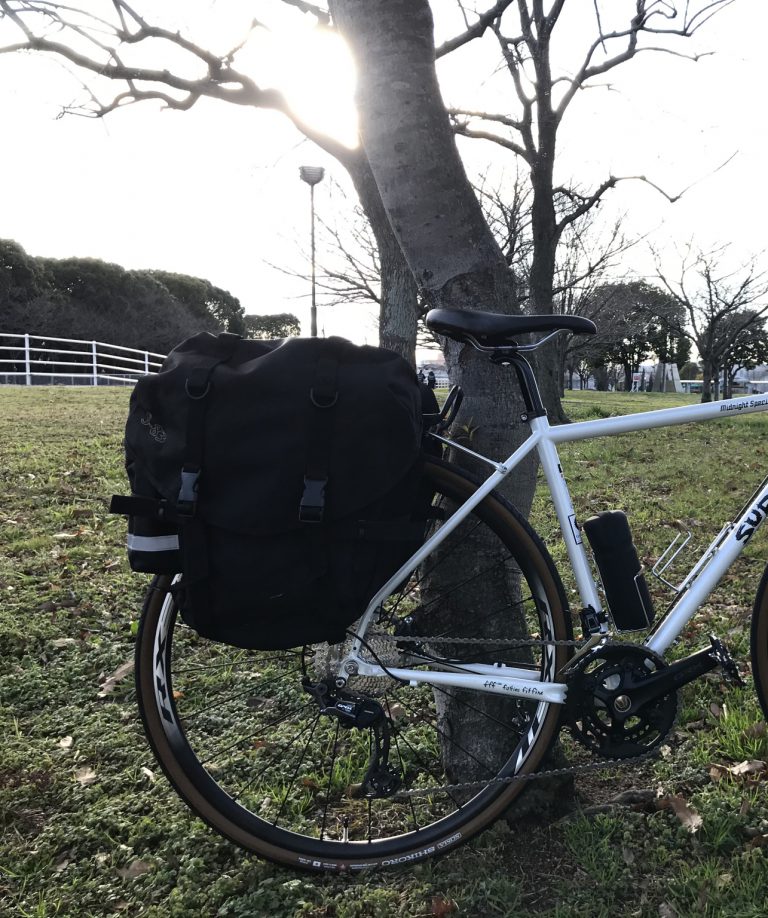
[530,415,603,613]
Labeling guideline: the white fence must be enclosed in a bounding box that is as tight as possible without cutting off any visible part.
[0,333,165,386]
[1,332,451,388]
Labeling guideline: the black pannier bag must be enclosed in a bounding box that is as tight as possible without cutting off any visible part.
[111,332,432,650]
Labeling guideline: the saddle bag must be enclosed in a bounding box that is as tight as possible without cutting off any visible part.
[111,332,433,650]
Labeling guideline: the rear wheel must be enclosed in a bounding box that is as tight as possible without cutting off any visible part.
[135,459,572,872]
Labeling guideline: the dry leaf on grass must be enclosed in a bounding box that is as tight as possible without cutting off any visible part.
[710,760,767,783]
[744,721,767,739]
[98,661,134,697]
[58,736,73,750]
[51,638,76,648]
[117,860,153,880]
[658,794,703,833]
[431,896,457,916]
[74,766,97,787]
[730,760,766,777]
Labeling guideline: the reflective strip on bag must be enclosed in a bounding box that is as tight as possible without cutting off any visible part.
[127,533,180,552]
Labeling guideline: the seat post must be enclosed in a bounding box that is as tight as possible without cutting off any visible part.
[490,349,547,419]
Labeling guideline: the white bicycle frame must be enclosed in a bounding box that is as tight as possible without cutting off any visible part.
[340,390,768,706]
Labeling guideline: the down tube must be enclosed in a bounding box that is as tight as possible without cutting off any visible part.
[647,475,768,655]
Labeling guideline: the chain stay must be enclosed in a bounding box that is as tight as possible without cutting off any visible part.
[352,632,661,799]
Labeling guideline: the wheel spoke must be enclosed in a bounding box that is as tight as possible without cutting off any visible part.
[181,669,301,722]
[273,713,322,828]
[320,719,342,842]
[197,703,314,769]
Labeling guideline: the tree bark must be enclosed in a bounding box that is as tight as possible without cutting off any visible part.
[344,154,419,364]
[528,134,565,421]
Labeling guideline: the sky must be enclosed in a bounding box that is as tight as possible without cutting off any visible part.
[0,0,766,347]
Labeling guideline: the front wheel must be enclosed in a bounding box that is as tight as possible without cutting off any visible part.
[134,459,572,872]
[750,564,768,719]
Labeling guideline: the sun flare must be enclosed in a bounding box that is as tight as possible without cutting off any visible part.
[237,25,358,149]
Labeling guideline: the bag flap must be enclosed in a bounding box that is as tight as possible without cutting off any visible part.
[125,334,423,536]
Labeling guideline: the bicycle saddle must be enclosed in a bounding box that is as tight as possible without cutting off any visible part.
[425,308,596,347]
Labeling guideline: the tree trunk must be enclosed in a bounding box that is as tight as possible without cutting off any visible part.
[701,357,714,402]
[594,366,608,391]
[330,0,566,812]
[345,153,419,364]
[331,0,534,507]
[528,100,566,422]
[555,337,567,397]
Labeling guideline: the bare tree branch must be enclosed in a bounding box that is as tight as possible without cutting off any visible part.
[435,0,515,58]
[652,242,768,400]
[0,0,359,165]
[450,118,530,161]
[279,0,331,27]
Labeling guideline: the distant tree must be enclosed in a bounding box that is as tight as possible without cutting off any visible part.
[0,238,48,305]
[447,0,731,418]
[147,270,246,335]
[244,312,301,339]
[654,246,768,401]
[680,361,701,380]
[718,312,768,398]
[585,282,676,391]
[0,240,246,352]
[38,256,219,351]
[647,308,692,370]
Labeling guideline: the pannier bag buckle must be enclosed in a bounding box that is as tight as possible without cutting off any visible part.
[299,476,328,523]
[177,468,201,517]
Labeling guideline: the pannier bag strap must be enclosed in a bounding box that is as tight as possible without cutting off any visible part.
[178,333,241,516]
[175,333,241,604]
[110,494,175,520]
[299,347,340,523]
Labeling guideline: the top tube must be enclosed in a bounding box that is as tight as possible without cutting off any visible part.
[548,393,768,445]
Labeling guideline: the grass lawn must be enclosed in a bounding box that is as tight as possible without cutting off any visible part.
[2,385,768,917]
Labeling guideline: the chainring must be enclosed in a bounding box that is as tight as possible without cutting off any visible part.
[566,643,678,759]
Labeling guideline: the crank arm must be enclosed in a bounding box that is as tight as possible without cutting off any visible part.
[623,645,718,711]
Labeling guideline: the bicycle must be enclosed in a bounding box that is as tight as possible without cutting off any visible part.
[133,307,768,873]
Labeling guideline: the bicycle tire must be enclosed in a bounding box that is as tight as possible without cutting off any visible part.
[134,457,572,873]
[750,563,768,720]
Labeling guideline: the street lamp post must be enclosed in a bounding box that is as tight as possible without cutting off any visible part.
[299,165,325,337]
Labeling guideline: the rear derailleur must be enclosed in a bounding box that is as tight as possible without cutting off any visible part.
[566,635,744,760]
[303,678,401,798]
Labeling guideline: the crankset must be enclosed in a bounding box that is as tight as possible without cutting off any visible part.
[566,643,678,759]
[566,635,745,759]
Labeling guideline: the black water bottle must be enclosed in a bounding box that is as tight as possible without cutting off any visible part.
[582,510,655,631]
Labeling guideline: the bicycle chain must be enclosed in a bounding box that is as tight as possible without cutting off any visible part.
[359,631,664,799]
[375,632,586,648]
